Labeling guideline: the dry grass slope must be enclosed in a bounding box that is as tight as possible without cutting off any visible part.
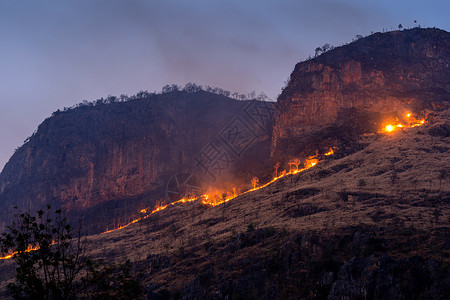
[1,109,449,298]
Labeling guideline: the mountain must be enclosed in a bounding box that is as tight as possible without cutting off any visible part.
[0,91,275,233]
[0,28,449,299]
[2,106,445,299]
[272,28,450,162]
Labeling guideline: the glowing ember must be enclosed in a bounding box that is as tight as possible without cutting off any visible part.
[324,148,334,156]
[411,119,425,127]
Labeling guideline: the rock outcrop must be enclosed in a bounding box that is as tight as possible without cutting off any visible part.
[0,91,275,232]
[272,28,450,161]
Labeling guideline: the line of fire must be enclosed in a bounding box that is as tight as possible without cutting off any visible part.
[100,111,426,235]
[0,111,426,260]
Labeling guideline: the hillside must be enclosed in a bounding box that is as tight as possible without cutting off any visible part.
[2,107,446,299]
[90,109,450,298]
[1,28,448,234]
[0,91,275,233]
[0,28,449,299]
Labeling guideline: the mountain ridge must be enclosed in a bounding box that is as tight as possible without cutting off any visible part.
[0,27,449,299]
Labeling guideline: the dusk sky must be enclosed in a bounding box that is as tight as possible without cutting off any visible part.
[1,0,449,170]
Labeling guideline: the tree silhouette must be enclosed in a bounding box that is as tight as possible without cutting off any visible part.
[183,82,203,93]
[321,43,331,52]
[290,158,301,171]
[162,84,181,93]
[0,205,87,299]
[288,158,301,172]
[257,92,268,101]
[315,47,322,57]
[0,206,143,300]
[251,177,259,189]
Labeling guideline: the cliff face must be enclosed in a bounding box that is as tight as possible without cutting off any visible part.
[0,91,275,232]
[1,28,449,234]
[272,28,450,160]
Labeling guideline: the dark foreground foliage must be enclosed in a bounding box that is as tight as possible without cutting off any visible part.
[0,205,143,300]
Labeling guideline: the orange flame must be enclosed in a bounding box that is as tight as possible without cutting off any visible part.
[1,147,337,261]
[380,112,425,133]
[99,148,336,236]
[324,148,334,156]
[0,244,41,260]
[101,196,198,234]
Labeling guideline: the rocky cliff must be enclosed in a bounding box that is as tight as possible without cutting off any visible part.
[272,28,450,161]
[1,28,449,300]
[0,91,275,233]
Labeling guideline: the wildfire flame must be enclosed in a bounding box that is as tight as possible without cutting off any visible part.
[1,147,336,260]
[324,148,334,156]
[0,244,41,260]
[102,148,335,234]
[102,196,197,234]
[0,113,428,259]
[201,152,324,206]
[380,112,425,133]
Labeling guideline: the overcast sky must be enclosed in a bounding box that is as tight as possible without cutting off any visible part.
[1,0,449,170]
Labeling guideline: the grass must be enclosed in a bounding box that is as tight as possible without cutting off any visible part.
[1,109,449,297]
